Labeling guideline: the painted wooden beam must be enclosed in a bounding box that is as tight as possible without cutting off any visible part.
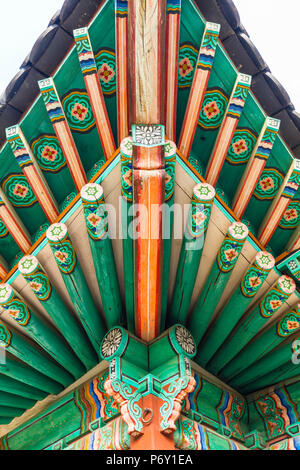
[115,1,130,142]
[0,256,8,281]
[6,126,59,223]
[0,319,74,388]
[188,221,248,345]
[38,78,87,192]
[165,0,181,141]
[46,223,106,353]
[205,74,252,187]
[178,22,220,158]
[0,283,84,381]
[132,125,165,341]
[0,390,36,410]
[161,139,177,331]
[258,159,300,246]
[0,354,62,395]
[0,192,31,253]
[18,254,97,371]
[0,374,47,402]
[232,329,300,392]
[0,406,26,418]
[168,182,215,326]
[208,275,296,375]
[240,359,300,395]
[287,229,300,253]
[232,117,280,219]
[221,301,300,383]
[128,1,167,341]
[73,28,116,158]
[120,136,134,331]
[80,183,123,328]
[128,0,167,124]
[195,250,275,367]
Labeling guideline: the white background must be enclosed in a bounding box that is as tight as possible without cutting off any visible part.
[234,0,300,111]
[0,0,63,96]
[0,0,299,112]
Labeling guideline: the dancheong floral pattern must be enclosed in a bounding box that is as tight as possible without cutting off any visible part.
[62,89,95,133]
[198,88,229,130]
[0,220,8,238]
[0,323,12,348]
[95,48,117,96]
[2,174,37,208]
[31,134,66,173]
[178,42,198,88]
[226,128,257,165]
[279,201,299,229]
[253,168,284,200]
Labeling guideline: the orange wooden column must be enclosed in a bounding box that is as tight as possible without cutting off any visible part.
[0,192,31,253]
[258,159,300,246]
[6,126,59,223]
[205,73,252,186]
[165,0,181,141]
[128,0,166,342]
[132,126,165,341]
[73,28,116,158]
[115,1,130,143]
[178,21,220,158]
[38,78,87,192]
[232,117,280,219]
[130,395,176,450]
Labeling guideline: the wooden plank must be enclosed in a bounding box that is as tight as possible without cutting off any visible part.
[74,28,116,158]
[232,117,280,219]
[178,22,220,158]
[128,0,167,123]
[39,78,87,192]
[115,1,130,142]
[6,126,59,223]
[165,0,181,141]
[205,74,252,186]
[258,159,300,246]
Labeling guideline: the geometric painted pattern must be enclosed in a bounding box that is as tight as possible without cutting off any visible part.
[95,48,117,97]
[1,173,37,208]
[0,220,8,238]
[31,134,66,173]
[253,168,284,200]
[198,88,229,130]
[226,128,257,165]
[62,89,96,133]
[255,387,298,440]
[279,200,299,229]
[178,42,198,89]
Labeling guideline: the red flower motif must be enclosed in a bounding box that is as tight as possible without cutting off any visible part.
[13,184,29,198]
[42,146,57,162]
[259,177,274,192]
[98,63,115,83]
[203,101,219,119]
[179,58,193,77]
[71,103,88,121]
[232,139,247,155]
[284,208,298,222]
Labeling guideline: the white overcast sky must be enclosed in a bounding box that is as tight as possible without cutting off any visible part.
[0,0,300,111]
[234,0,300,111]
[0,0,64,96]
